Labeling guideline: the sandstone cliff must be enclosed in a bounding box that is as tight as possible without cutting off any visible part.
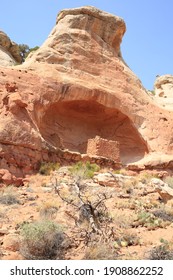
[0,6,173,183]
[0,31,22,66]
[154,75,173,110]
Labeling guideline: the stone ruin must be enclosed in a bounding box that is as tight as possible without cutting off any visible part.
[87,136,120,162]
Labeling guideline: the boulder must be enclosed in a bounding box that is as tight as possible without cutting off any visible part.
[93,172,133,187]
[0,47,16,66]
[0,30,22,66]
[0,169,23,186]
[2,234,20,251]
[0,169,13,185]
[0,31,11,49]
[150,178,173,202]
[154,75,173,110]
[93,172,119,187]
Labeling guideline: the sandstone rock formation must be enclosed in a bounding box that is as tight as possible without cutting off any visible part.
[154,75,173,110]
[93,172,133,188]
[0,48,16,67]
[1,6,173,182]
[150,178,173,202]
[0,31,22,66]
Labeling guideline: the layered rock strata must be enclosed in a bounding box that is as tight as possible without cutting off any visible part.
[0,6,173,182]
[154,75,173,110]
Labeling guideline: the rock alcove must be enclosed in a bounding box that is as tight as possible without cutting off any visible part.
[38,100,149,164]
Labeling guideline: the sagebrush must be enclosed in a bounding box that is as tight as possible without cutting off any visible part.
[20,220,68,259]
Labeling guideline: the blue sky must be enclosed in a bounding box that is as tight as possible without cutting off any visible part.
[0,0,172,90]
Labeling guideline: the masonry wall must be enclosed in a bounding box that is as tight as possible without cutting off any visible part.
[87,136,120,162]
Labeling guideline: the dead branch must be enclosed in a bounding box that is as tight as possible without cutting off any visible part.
[107,171,120,182]
[94,193,112,209]
[53,175,114,241]
[54,185,79,208]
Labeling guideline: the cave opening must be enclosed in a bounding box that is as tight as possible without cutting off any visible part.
[39,100,149,164]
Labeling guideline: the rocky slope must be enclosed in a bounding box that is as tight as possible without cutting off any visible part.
[0,6,173,183]
[0,167,173,260]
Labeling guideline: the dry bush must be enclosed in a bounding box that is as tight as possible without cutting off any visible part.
[113,168,127,175]
[138,172,158,184]
[151,203,173,225]
[39,201,60,220]
[20,220,69,259]
[83,243,119,260]
[152,208,173,223]
[148,239,173,260]
[0,206,6,219]
[0,187,19,205]
[112,210,137,229]
[114,199,133,210]
[39,162,60,176]
[123,178,138,189]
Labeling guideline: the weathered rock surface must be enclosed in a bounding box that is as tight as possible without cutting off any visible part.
[154,75,173,110]
[93,172,133,188]
[127,153,173,171]
[0,47,16,67]
[150,178,173,202]
[0,6,173,180]
[93,173,119,187]
[2,234,20,252]
[0,31,22,66]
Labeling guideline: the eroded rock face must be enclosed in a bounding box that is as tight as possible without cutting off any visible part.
[22,6,150,164]
[0,6,173,180]
[0,31,22,66]
[150,178,173,202]
[0,47,16,67]
[154,75,173,110]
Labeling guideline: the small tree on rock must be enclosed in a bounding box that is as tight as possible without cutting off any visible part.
[18,44,30,62]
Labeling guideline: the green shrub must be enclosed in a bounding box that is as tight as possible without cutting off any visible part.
[148,90,155,95]
[113,169,121,174]
[26,46,39,58]
[69,161,100,179]
[20,220,68,259]
[39,162,60,175]
[133,211,164,229]
[18,44,39,61]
